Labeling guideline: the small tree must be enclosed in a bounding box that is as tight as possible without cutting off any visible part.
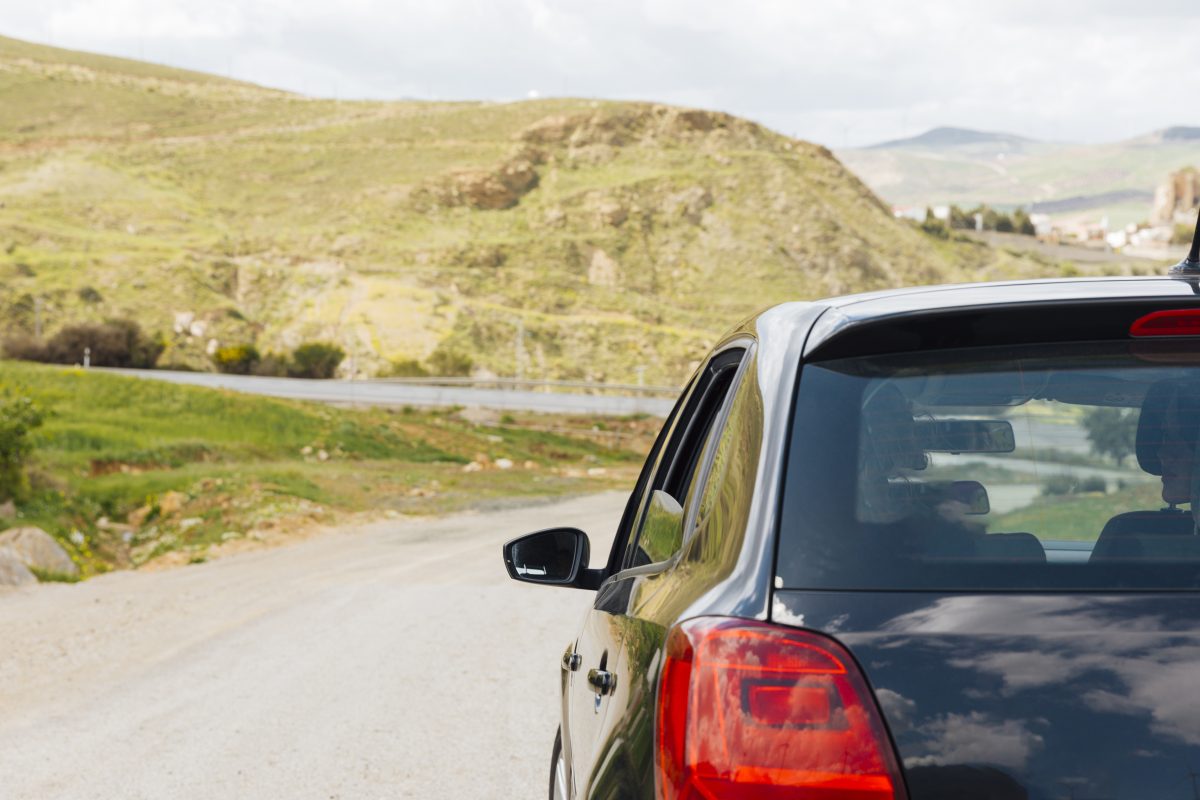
[1012,208,1037,236]
[1082,406,1138,466]
[921,208,950,239]
[289,342,345,379]
[949,205,974,230]
[212,344,261,375]
[0,394,44,502]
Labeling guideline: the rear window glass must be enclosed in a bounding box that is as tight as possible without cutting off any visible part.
[778,342,1200,591]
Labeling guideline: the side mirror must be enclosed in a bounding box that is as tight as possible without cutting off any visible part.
[503,527,595,588]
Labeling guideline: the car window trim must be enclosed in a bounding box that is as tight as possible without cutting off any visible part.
[680,342,756,547]
[617,340,752,575]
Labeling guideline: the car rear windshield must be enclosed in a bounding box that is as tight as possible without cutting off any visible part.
[777,342,1200,591]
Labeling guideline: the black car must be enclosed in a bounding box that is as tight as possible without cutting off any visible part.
[505,259,1200,799]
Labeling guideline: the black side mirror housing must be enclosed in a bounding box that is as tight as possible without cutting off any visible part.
[502,528,602,590]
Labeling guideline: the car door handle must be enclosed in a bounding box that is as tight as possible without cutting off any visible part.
[587,668,617,695]
[562,652,581,672]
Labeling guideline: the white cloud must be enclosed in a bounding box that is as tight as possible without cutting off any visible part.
[1,0,1198,145]
[905,711,1044,770]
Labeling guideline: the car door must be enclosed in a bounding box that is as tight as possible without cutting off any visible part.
[559,369,700,799]
[566,343,751,798]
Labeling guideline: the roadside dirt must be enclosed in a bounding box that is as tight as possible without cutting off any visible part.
[0,492,624,799]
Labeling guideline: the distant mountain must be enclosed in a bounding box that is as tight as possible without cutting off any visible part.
[866,126,1035,150]
[840,122,1200,228]
[1127,126,1200,145]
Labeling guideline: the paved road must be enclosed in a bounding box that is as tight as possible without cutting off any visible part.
[0,493,625,799]
[100,368,677,417]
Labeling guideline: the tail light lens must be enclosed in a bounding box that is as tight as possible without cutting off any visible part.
[1130,309,1200,337]
[656,617,907,800]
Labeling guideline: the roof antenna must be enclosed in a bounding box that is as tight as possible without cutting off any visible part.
[1169,207,1200,275]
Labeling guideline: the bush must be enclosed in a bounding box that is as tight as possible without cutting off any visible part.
[1040,475,1077,496]
[427,347,473,377]
[1012,208,1037,236]
[288,342,345,379]
[1041,474,1107,496]
[2,334,48,362]
[382,358,430,378]
[921,208,950,240]
[212,344,261,375]
[253,352,291,377]
[0,393,44,502]
[77,286,103,304]
[6,319,163,368]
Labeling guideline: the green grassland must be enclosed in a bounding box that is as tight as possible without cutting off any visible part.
[0,360,643,575]
[0,35,1083,386]
[990,481,1164,541]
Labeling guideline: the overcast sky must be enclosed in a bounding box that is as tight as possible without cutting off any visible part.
[3,0,1198,148]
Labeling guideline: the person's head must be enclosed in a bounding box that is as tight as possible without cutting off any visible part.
[1138,380,1200,506]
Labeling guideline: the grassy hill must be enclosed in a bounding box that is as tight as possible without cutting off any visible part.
[839,126,1200,229]
[0,35,1070,385]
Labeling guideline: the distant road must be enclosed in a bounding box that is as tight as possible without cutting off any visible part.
[99,368,677,417]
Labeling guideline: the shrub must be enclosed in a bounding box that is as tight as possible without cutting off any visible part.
[382,358,430,378]
[8,319,164,368]
[212,344,261,374]
[0,393,44,502]
[1012,208,1037,236]
[427,347,474,377]
[77,286,103,304]
[1040,475,1077,496]
[288,342,345,379]
[2,334,48,362]
[253,352,291,377]
[921,208,950,240]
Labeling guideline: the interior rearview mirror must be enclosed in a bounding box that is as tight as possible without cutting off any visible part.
[503,527,591,587]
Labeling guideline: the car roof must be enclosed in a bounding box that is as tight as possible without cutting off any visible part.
[742,275,1200,363]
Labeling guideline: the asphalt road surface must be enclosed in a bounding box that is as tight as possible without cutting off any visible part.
[0,492,625,799]
[100,368,676,417]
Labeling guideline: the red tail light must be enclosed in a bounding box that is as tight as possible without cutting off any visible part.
[1130,309,1200,337]
[656,617,907,800]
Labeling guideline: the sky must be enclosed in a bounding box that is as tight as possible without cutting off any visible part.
[2,0,1199,148]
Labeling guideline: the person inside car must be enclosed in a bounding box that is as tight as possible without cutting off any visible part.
[1092,378,1200,560]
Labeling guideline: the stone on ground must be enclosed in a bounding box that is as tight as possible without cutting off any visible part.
[0,546,36,587]
[0,527,78,577]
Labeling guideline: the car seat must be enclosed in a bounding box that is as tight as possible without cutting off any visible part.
[1091,380,1200,562]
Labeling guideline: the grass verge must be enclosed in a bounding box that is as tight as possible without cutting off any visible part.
[0,360,654,576]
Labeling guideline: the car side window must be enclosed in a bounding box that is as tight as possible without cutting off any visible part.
[623,347,747,570]
[601,372,699,576]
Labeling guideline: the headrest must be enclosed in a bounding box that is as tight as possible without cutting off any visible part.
[1135,379,1200,475]
[861,384,926,472]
